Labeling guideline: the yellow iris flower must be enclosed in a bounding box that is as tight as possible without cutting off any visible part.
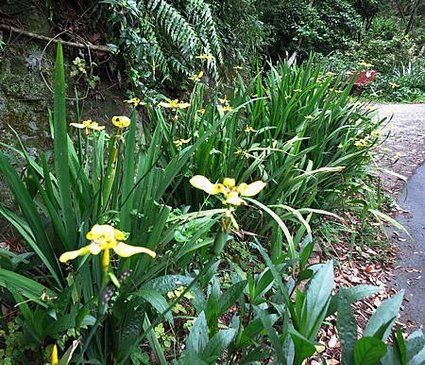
[217,105,233,112]
[358,61,374,68]
[354,138,372,148]
[189,71,204,82]
[196,53,214,61]
[190,175,266,206]
[59,224,156,270]
[245,125,255,133]
[173,138,192,147]
[124,97,145,107]
[218,96,229,105]
[389,82,400,89]
[159,99,190,109]
[112,116,131,129]
[70,120,105,135]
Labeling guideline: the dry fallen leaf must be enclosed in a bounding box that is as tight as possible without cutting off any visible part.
[328,335,338,348]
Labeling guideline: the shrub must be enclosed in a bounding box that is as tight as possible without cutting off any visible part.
[258,0,361,58]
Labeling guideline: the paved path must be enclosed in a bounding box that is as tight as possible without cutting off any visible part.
[375,103,425,194]
[375,103,425,329]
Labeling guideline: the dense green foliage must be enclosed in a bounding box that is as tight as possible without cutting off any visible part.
[151,59,381,214]
[1,42,422,364]
[259,0,362,57]
[48,0,424,100]
[1,0,425,362]
[101,0,223,88]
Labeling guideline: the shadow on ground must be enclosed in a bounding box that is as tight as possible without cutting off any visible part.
[391,163,425,330]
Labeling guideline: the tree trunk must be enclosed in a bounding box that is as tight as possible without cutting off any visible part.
[405,0,421,35]
[391,0,406,23]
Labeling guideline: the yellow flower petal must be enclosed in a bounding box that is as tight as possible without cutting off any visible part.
[51,344,58,365]
[223,178,236,188]
[124,97,141,107]
[88,224,115,242]
[177,102,190,109]
[59,245,91,263]
[190,175,222,195]
[69,123,86,129]
[89,242,102,255]
[112,116,131,128]
[114,229,125,241]
[196,53,214,60]
[224,191,244,206]
[238,181,266,197]
[160,99,179,108]
[113,242,156,258]
[189,71,204,81]
[174,138,192,147]
[90,122,105,131]
[218,96,229,105]
[217,105,232,112]
[102,249,110,272]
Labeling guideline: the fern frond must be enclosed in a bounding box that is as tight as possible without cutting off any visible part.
[186,0,223,64]
[147,0,201,60]
[138,14,171,78]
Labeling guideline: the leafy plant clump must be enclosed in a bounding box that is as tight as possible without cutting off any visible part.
[1,43,424,364]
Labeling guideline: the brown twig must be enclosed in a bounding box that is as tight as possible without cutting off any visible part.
[0,23,112,53]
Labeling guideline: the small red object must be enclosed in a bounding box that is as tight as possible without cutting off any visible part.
[350,70,376,94]
[354,70,376,87]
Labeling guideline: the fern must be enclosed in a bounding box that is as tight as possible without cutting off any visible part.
[102,0,224,87]
[186,0,223,71]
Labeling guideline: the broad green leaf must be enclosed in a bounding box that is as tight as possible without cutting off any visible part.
[141,274,205,311]
[337,287,359,365]
[187,311,209,356]
[406,331,425,363]
[380,327,407,365]
[135,289,174,324]
[301,261,334,339]
[143,314,167,365]
[117,304,146,362]
[252,241,292,310]
[201,329,236,363]
[54,42,75,248]
[0,268,56,307]
[395,327,407,365]
[239,314,278,346]
[255,306,287,364]
[364,291,404,341]
[328,285,381,316]
[408,347,425,365]
[289,327,317,365]
[217,280,247,317]
[240,348,271,364]
[354,337,387,365]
